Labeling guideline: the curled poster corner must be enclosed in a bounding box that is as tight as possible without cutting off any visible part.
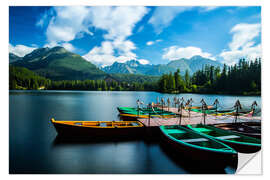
[236,151,262,174]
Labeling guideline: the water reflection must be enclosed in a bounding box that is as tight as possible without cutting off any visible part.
[51,135,237,174]
[10,91,259,174]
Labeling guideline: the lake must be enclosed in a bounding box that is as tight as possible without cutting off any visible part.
[9,90,261,174]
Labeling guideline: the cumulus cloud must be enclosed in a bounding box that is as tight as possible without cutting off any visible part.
[46,6,92,43]
[229,23,261,50]
[83,40,137,67]
[138,59,150,65]
[43,41,76,52]
[9,44,36,57]
[220,44,261,65]
[149,7,218,34]
[146,39,162,46]
[149,7,193,34]
[82,7,149,66]
[38,6,149,65]
[36,9,54,28]
[62,43,76,52]
[88,6,148,41]
[200,6,219,12]
[220,23,261,65]
[162,46,215,61]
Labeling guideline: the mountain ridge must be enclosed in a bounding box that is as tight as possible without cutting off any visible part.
[11,46,107,81]
[102,56,223,75]
[9,46,223,81]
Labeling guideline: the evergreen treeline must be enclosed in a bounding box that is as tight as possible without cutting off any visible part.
[9,58,261,95]
[48,80,157,91]
[158,58,261,95]
[9,66,157,91]
[9,66,51,90]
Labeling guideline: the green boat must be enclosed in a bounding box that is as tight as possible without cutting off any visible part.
[159,125,237,167]
[117,107,176,116]
[187,124,261,153]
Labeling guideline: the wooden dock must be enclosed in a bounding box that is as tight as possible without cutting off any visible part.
[138,107,261,127]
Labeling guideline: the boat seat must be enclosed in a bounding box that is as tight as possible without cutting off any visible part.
[131,122,139,126]
[100,123,107,127]
[194,128,212,132]
[218,135,240,140]
[167,129,186,134]
[182,138,209,143]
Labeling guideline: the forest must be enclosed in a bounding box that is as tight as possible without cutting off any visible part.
[9,58,261,95]
[9,66,157,91]
[157,58,261,95]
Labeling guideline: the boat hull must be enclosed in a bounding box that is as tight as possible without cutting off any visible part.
[188,124,261,154]
[214,123,261,139]
[159,127,237,169]
[52,121,145,138]
[219,140,261,154]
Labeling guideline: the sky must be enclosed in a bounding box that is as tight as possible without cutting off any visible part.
[9,6,261,67]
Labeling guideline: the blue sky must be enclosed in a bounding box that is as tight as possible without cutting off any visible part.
[9,6,261,66]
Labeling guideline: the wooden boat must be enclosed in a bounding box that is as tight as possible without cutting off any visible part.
[117,107,161,113]
[117,107,176,116]
[187,124,261,153]
[214,122,261,138]
[119,113,176,120]
[159,125,237,168]
[51,118,145,137]
[241,121,261,130]
[190,108,235,115]
[186,105,214,110]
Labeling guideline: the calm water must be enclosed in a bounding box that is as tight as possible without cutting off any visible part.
[9,91,261,174]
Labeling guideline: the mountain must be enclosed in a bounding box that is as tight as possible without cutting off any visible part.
[9,46,223,81]
[102,60,153,74]
[102,56,223,76]
[10,46,107,81]
[184,55,223,73]
[9,53,22,63]
[166,55,223,74]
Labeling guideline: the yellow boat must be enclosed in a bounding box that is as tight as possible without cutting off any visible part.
[51,118,144,137]
[185,105,214,110]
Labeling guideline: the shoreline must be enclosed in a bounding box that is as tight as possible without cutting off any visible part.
[9,89,261,97]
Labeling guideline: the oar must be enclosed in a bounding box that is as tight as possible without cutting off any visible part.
[251,101,258,117]
[213,99,220,116]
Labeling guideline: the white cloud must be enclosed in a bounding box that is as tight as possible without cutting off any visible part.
[43,41,59,48]
[40,6,149,66]
[43,42,77,52]
[146,41,154,46]
[200,7,219,12]
[46,6,92,43]
[162,46,215,61]
[44,6,148,42]
[149,7,220,34]
[83,40,137,67]
[146,39,162,46]
[149,7,193,34]
[62,43,76,52]
[81,7,149,66]
[220,44,261,65]
[220,23,261,65]
[36,9,53,28]
[89,6,149,41]
[9,44,36,57]
[229,23,261,51]
[138,59,150,65]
